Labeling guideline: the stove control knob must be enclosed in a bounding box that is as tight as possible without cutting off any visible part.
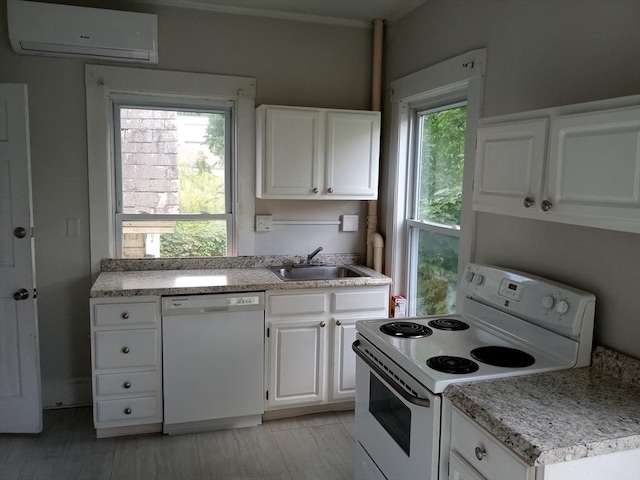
[555,300,569,315]
[465,270,475,283]
[472,273,484,286]
[542,296,555,310]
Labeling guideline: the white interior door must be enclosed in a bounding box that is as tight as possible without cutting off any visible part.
[0,84,42,433]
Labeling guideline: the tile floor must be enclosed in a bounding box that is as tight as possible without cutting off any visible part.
[0,407,356,480]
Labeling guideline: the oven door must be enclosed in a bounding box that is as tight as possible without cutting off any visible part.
[353,339,441,480]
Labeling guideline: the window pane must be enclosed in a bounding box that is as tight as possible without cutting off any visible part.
[413,228,459,316]
[122,220,227,258]
[120,108,226,215]
[416,106,466,226]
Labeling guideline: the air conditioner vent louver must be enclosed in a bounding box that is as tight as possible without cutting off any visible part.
[8,0,158,64]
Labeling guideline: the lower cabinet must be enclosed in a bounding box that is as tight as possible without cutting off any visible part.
[90,296,162,437]
[449,407,640,480]
[265,285,389,410]
[449,408,534,480]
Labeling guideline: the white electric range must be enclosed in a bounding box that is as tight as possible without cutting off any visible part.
[353,263,596,480]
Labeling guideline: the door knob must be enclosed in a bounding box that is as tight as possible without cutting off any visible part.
[13,289,29,301]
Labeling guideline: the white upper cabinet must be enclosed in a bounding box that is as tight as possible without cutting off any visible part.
[256,105,381,200]
[545,107,640,231]
[473,97,640,234]
[474,119,548,214]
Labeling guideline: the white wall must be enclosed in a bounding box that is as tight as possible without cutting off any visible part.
[0,2,373,406]
[384,0,640,358]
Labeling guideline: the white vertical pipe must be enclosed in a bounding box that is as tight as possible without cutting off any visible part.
[371,19,384,112]
[367,19,385,271]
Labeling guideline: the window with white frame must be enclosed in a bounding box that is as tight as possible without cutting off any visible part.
[86,65,256,276]
[113,101,232,258]
[407,102,467,315]
[385,50,485,316]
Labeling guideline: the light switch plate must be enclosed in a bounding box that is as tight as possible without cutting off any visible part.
[341,215,359,232]
[256,215,273,232]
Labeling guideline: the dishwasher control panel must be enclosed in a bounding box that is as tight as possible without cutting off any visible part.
[162,292,265,313]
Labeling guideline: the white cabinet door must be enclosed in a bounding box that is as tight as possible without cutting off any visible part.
[266,319,328,408]
[326,111,380,198]
[330,317,358,401]
[545,106,640,233]
[260,107,322,197]
[473,119,548,216]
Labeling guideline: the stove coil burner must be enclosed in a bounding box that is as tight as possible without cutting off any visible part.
[380,321,433,338]
[470,346,535,368]
[428,318,470,331]
[426,356,479,374]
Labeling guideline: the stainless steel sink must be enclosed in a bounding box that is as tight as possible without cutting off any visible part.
[269,264,370,281]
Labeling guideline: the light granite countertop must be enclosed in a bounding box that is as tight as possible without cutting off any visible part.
[444,346,640,466]
[90,255,392,297]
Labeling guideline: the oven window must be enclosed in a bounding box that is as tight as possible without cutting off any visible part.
[369,374,411,455]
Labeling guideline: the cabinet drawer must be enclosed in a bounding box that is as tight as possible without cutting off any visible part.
[94,302,157,327]
[332,289,387,313]
[95,371,159,396]
[451,409,530,480]
[96,396,160,423]
[269,293,327,316]
[95,329,158,370]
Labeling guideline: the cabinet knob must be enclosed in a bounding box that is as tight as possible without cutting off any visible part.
[123,381,132,389]
[335,319,342,326]
[319,321,326,328]
[541,200,553,212]
[121,346,130,354]
[124,407,132,415]
[327,188,334,194]
[121,312,130,319]
[475,446,487,461]
[313,187,319,194]
[523,196,535,208]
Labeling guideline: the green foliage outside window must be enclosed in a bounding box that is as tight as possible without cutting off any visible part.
[160,220,226,257]
[415,106,466,315]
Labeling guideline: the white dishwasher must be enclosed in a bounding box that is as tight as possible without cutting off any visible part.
[161,292,265,435]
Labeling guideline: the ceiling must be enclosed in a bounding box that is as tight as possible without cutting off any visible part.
[135,0,426,27]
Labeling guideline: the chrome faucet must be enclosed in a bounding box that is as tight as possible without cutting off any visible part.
[306,246,323,264]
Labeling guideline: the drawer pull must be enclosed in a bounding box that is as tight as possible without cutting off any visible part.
[123,381,132,389]
[121,312,130,319]
[124,407,132,415]
[121,346,130,354]
[475,446,487,461]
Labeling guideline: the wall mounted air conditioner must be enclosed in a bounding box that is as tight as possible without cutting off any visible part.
[7,0,158,63]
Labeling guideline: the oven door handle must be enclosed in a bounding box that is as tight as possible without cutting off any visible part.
[352,340,430,408]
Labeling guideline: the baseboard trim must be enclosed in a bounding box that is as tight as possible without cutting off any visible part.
[263,401,354,421]
[42,377,92,409]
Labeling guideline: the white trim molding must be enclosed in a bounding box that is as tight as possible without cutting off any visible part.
[85,65,256,278]
[384,49,486,304]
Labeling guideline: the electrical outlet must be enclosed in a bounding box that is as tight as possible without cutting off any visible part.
[256,215,273,232]
[341,215,359,232]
